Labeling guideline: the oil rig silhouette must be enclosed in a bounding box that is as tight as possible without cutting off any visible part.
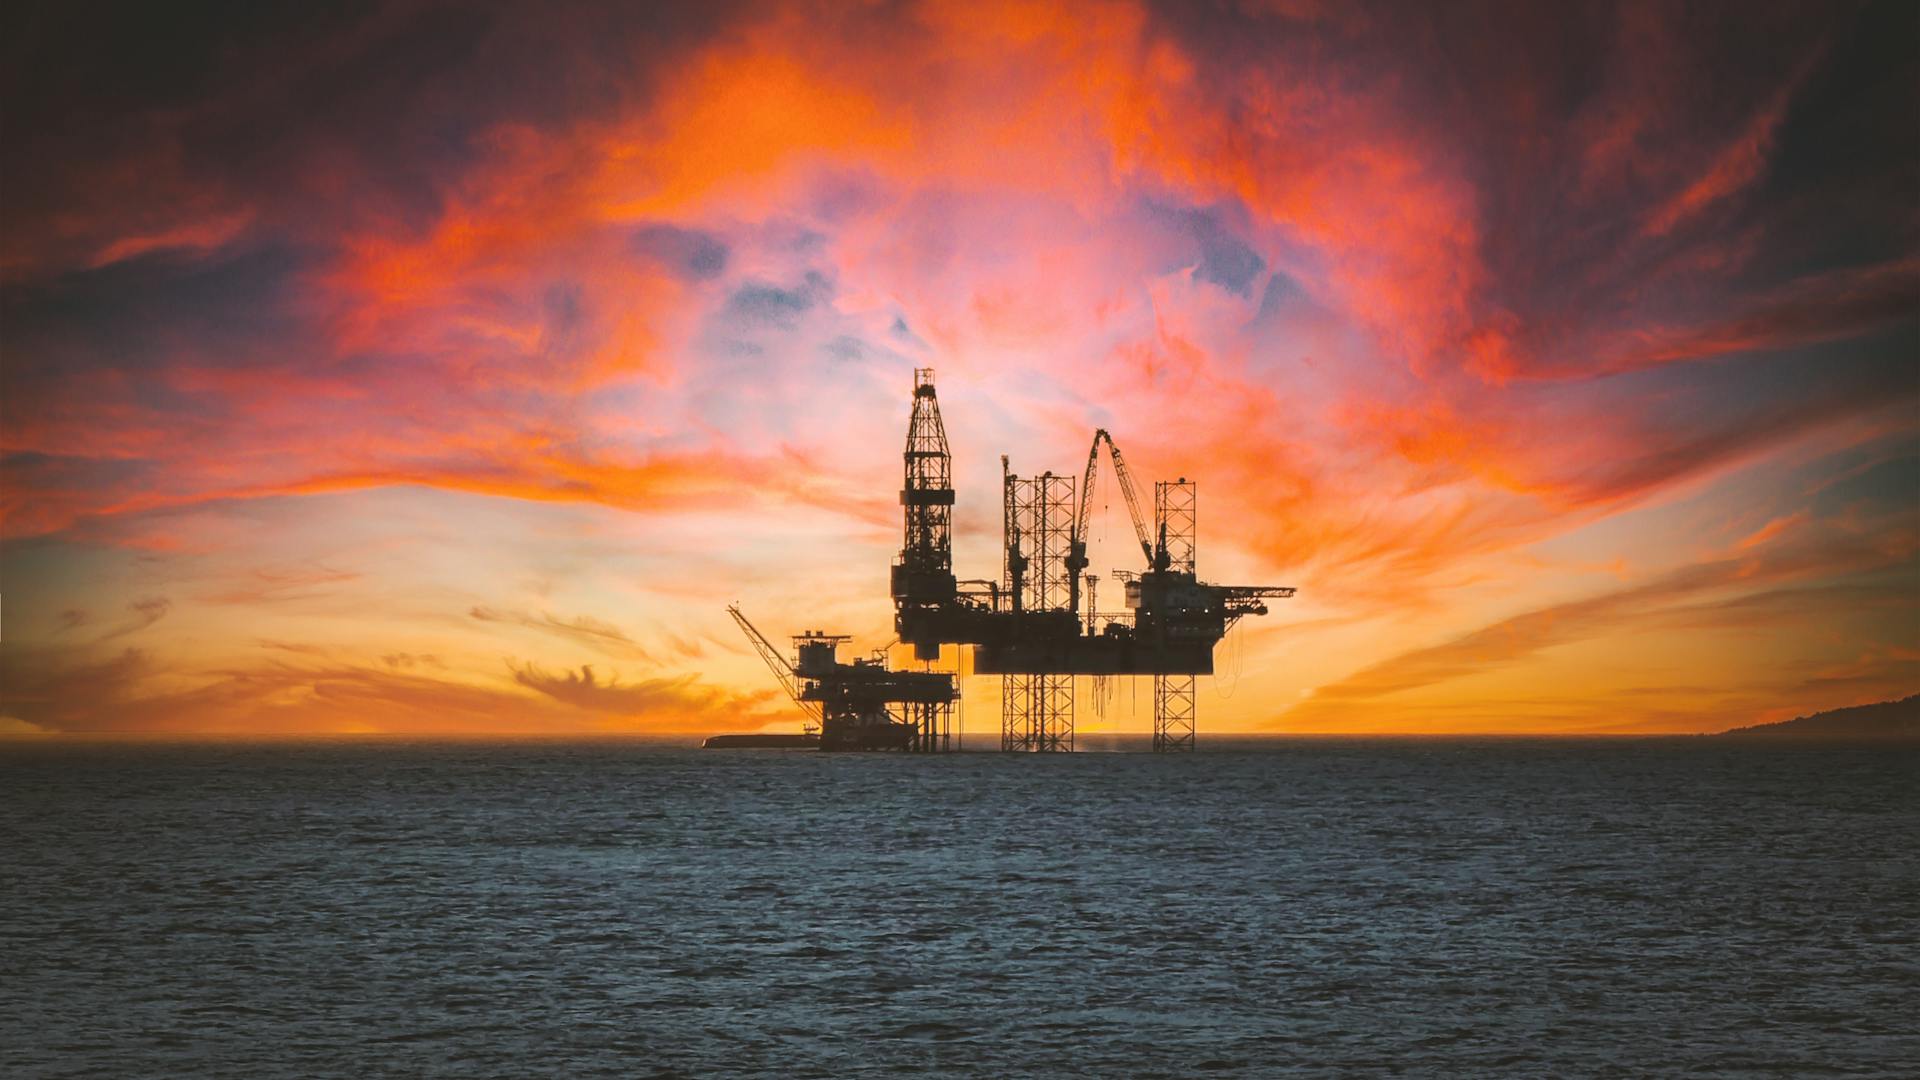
[721,368,1293,752]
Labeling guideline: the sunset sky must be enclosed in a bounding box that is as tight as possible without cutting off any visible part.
[3,0,1915,737]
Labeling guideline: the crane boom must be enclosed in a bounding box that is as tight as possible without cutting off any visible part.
[1217,586,1298,599]
[1069,430,1156,567]
[1216,585,1299,627]
[1066,428,1159,615]
[1075,433,1103,545]
[726,604,821,731]
[1101,432,1155,566]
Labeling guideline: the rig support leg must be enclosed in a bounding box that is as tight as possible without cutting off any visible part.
[1153,674,1196,752]
[1002,674,1073,751]
[1034,673,1073,752]
[907,700,952,752]
[1002,675,1033,751]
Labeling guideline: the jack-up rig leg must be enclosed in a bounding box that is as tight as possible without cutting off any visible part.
[1036,673,1074,752]
[1153,674,1196,752]
[1002,674,1031,751]
[1003,673,1073,752]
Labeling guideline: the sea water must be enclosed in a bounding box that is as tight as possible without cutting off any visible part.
[3,738,1915,1077]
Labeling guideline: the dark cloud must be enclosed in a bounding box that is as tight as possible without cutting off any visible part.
[2,2,752,276]
[1811,452,1920,519]
[0,646,152,731]
[824,335,868,362]
[1563,332,1914,506]
[541,283,588,344]
[723,272,833,329]
[508,662,749,716]
[1601,259,1920,373]
[1149,0,1917,381]
[1146,203,1267,297]
[631,224,731,282]
[888,315,929,352]
[4,245,310,381]
[1255,272,1306,319]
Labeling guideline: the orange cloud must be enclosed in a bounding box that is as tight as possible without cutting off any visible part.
[0,645,780,738]
[89,209,257,268]
[4,1,1912,738]
[1282,509,1919,732]
[1641,48,1820,238]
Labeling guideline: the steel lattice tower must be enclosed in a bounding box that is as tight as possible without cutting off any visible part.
[1002,675,1034,751]
[902,369,953,579]
[1155,479,1197,574]
[1029,472,1075,612]
[1002,470,1076,751]
[1154,479,1199,751]
[1002,471,1075,612]
[892,368,959,662]
[1001,674,1074,752]
[1153,674,1196,751]
[1031,673,1073,751]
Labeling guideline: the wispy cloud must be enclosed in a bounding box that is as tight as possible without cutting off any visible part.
[1,0,1912,734]
[509,662,766,719]
[470,607,654,661]
[1283,512,1919,731]
[96,597,171,640]
[0,645,777,737]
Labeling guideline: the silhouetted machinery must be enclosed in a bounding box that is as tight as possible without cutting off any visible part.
[728,368,1292,752]
[727,605,954,752]
[891,368,1293,750]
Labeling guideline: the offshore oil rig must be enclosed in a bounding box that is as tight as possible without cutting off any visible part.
[719,368,1292,752]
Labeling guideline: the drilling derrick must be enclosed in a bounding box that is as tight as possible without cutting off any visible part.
[883,370,1297,752]
[721,369,1289,753]
[893,368,962,661]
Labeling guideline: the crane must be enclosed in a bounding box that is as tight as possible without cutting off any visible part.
[726,604,821,734]
[1066,428,1157,616]
[1218,585,1299,625]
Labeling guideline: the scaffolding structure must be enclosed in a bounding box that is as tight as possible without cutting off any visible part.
[1149,479,1198,750]
[1155,479,1197,575]
[1001,673,1074,752]
[1002,469,1077,751]
[1003,469,1076,613]
[901,369,953,581]
[1153,674,1197,752]
[903,699,955,753]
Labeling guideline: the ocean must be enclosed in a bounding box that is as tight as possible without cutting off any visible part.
[3,738,1915,1077]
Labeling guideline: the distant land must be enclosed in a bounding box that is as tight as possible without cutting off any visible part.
[1721,695,1920,738]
